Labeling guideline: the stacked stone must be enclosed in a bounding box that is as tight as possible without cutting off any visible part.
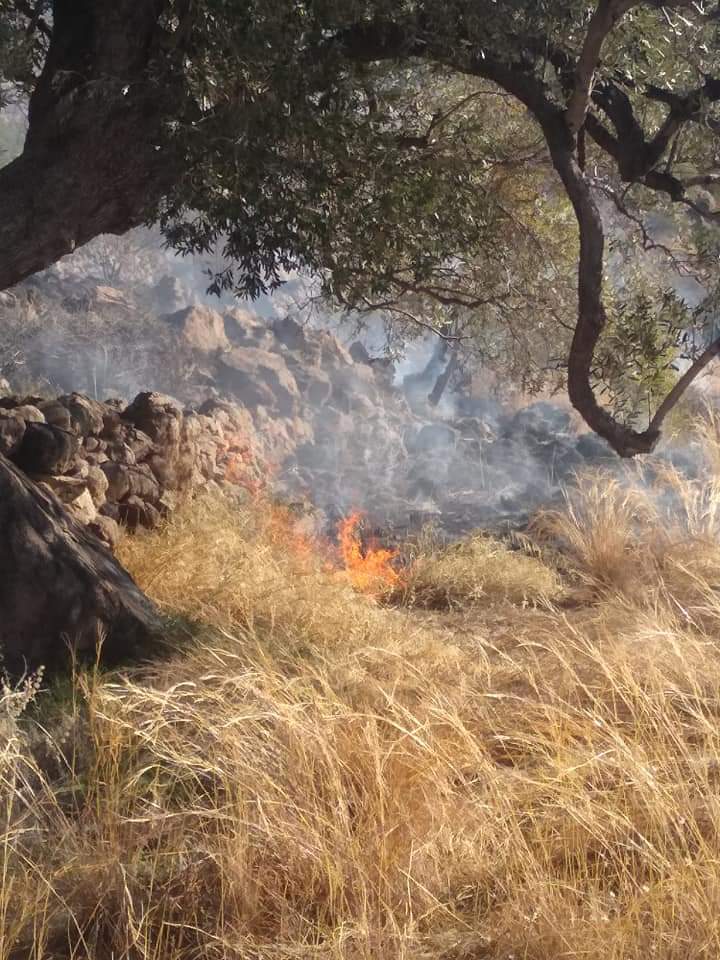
[0,390,261,549]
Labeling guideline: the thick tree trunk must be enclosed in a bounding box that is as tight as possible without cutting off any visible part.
[0,103,175,291]
[0,0,180,292]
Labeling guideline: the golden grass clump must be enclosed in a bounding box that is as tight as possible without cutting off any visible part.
[396,531,562,609]
[6,459,720,958]
[535,465,720,609]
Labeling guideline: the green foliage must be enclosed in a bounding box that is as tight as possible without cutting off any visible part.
[0,2,45,91]
[0,104,24,161]
[2,0,720,420]
[595,287,689,422]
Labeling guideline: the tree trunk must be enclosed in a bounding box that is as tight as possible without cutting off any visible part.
[0,105,175,292]
[0,0,180,292]
[428,346,459,407]
[541,115,661,457]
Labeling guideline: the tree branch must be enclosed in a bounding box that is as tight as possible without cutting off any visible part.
[565,0,638,135]
[356,297,466,341]
[648,335,720,433]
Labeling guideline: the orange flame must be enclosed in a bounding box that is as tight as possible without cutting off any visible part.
[267,505,321,565]
[338,512,401,596]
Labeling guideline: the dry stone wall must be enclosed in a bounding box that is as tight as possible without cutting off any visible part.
[0,389,264,550]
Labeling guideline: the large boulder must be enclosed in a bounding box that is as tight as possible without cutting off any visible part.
[224,307,273,347]
[38,399,73,431]
[6,404,45,423]
[217,347,300,416]
[58,393,107,437]
[101,461,132,501]
[165,305,230,354]
[12,422,79,474]
[0,454,161,674]
[123,392,183,448]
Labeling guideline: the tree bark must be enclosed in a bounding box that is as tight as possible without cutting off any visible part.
[564,0,639,135]
[0,104,176,291]
[428,344,459,407]
[0,0,180,292]
[542,119,660,456]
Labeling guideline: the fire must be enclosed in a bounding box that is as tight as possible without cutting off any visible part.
[268,505,321,565]
[338,512,401,597]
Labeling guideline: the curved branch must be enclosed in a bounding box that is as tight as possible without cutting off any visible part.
[545,126,718,456]
[565,0,638,135]
[542,124,659,455]
[648,336,720,433]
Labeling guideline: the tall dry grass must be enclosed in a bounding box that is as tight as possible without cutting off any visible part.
[396,529,561,609]
[5,432,720,957]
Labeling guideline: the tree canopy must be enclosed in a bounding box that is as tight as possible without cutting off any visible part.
[1,0,719,454]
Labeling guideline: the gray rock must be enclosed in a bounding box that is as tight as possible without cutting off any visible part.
[89,514,121,550]
[218,347,300,416]
[67,488,98,526]
[125,464,161,504]
[125,427,155,461]
[37,474,88,503]
[119,496,162,530]
[9,404,45,423]
[86,465,109,507]
[12,423,78,474]
[101,461,131,502]
[0,416,25,457]
[165,304,230,354]
[105,441,136,466]
[225,307,273,347]
[38,400,72,431]
[123,392,183,447]
[58,393,107,436]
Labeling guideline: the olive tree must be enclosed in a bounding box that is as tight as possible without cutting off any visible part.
[1,0,719,454]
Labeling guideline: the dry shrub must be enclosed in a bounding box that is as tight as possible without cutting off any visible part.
[396,531,562,609]
[6,475,720,957]
[534,461,720,608]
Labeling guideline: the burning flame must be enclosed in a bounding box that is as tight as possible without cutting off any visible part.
[338,512,401,597]
[268,506,320,565]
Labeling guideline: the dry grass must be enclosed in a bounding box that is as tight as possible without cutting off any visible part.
[5,448,720,957]
[396,531,561,609]
[535,464,720,606]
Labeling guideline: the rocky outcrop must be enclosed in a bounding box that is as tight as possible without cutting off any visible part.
[165,305,230,354]
[2,272,630,544]
[218,347,300,416]
[0,453,161,674]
